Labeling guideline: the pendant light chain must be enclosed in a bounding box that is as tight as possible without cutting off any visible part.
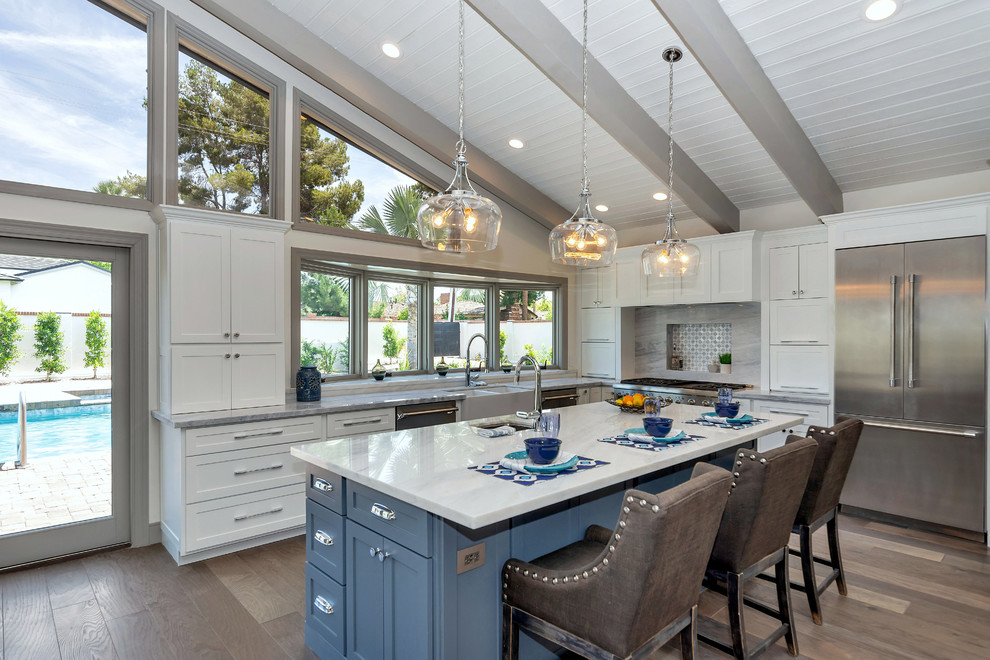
[457,0,466,156]
[581,0,589,191]
[666,51,675,226]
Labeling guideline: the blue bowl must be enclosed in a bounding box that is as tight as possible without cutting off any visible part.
[642,416,674,438]
[715,402,741,418]
[524,437,561,465]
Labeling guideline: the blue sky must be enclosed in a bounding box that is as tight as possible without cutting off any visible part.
[0,0,418,217]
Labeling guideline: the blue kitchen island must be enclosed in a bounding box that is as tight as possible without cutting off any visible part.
[290,402,802,660]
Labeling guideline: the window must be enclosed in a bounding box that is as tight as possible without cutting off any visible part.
[300,267,352,376]
[498,289,556,367]
[0,1,148,196]
[432,285,489,371]
[298,112,436,235]
[367,279,421,373]
[177,49,270,214]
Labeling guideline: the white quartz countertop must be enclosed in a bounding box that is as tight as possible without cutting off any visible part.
[291,402,803,529]
[733,389,832,406]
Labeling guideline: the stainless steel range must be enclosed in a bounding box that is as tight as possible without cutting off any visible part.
[612,378,752,407]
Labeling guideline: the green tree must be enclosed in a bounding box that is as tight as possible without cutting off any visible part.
[382,322,400,363]
[93,171,146,199]
[33,312,67,381]
[301,272,349,317]
[351,185,423,238]
[0,302,22,376]
[300,118,365,226]
[301,339,340,374]
[499,329,507,365]
[84,311,109,378]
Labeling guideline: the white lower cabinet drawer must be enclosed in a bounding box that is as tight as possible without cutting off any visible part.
[184,483,305,553]
[326,408,394,438]
[186,416,323,456]
[753,401,831,451]
[185,445,306,504]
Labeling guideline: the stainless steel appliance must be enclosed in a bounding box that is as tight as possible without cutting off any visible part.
[835,236,986,538]
[612,378,751,407]
[541,388,580,409]
[395,400,458,430]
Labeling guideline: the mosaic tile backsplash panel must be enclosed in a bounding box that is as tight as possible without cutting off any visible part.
[669,323,731,371]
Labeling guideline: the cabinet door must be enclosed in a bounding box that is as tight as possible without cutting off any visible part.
[230,229,283,342]
[596,264,617,307]
[769,299,828,345]
[383,539,432,660]
[579,308,614,342]
[346,521,385,660]
[170,222,230,342]
[578,269,600,308]
[171,344,232,414]
[641,270,675,305]
[768,246,799,300]
[770,345,829,394]
[673,242,711,304]
[711,237,755,302]
[581,342,615,379]
[611,251,642,307]
[231,344,284,409]
[798,243,828,298]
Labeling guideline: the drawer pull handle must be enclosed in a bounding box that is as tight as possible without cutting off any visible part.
[769,410,811,417]
[314,530,334,546]
[396,407,457,420]
[234,506,282,522]
[371,503,396,521]
[313,478,333,493]
[342,418,384,426]
[314,595,334,615]
[233,463,283,476]
[233,429,284,440]
[778,340,820,344]
[776,386,820,391]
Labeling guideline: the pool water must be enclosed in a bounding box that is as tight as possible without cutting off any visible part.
[0,404,111,461]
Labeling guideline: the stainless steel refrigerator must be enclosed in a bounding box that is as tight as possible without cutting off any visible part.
[835,236,987,538]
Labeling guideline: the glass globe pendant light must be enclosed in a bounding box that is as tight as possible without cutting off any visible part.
[416,0,501,253]
[549,0,617,267]
[642,47,701,278]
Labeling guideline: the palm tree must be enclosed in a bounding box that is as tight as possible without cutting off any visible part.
[351,185,422,238]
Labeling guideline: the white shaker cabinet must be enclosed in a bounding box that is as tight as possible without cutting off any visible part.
[581,342,616,379]
[612,249,643,307]
[711,232,760,302]
[769,299,829,345]
[673,241,712,304]
[769,243,827,300]
[578,264,617,308]
[769,345,829,394]
[230,229,284,342]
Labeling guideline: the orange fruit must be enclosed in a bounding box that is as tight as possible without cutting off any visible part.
[632,393,645,406]
[622,395,634,406]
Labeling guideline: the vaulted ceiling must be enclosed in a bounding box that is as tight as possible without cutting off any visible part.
[256,0,990,238]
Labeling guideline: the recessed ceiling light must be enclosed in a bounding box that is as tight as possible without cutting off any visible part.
[653,192,668,201]
[508,138,525,149]
[864,0,897,21]
[595,204,609,212]
[382,43,401,58]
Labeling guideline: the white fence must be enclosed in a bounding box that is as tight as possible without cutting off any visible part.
[3,313,111,380]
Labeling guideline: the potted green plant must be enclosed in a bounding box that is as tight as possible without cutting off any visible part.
[718,352,732,374]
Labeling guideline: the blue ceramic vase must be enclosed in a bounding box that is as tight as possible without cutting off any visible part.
[296,365,321,402]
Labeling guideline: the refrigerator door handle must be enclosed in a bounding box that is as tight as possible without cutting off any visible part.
[862,420,979,438]
[907,274,916,388]
[889,275,898,387]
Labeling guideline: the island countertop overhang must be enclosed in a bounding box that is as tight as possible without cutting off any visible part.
[290,402,803,529]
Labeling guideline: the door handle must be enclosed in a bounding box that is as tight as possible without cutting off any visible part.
[863,420,978,438]
[907,274,916,388]
[889,275,898,387]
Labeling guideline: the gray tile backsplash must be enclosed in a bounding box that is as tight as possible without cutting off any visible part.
[633,302,760,385]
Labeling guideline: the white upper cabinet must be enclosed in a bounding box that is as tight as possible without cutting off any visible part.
[580,307,615,342]
[711,232,760,302]
[170,221,230,343]
[769,299,829,345]
[769,243,827,300]
[578,264,617,308]
[673,241,712,304]
[230,229,283,343]
[612,249,643,307]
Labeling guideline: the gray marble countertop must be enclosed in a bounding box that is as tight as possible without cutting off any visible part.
[152,375,614,429]
[733,389,832,406]
[291,402,803,529]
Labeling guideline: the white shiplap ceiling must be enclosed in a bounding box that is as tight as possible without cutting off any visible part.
[261,0,990,237]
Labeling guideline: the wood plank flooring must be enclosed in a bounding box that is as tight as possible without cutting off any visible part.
[1,514,988,659]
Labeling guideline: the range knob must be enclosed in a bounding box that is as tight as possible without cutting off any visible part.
[664,397,674,404]
[702,400,714,407]
[688,398,696,405]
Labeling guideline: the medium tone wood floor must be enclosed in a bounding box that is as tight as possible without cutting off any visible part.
[1,514,988,659]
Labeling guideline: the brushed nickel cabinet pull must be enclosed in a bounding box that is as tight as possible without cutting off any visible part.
[371,503,396,521]
[233,463,283,476]
[233,429,284,439]
[234,506,282,522]
[312,478,333,493]
[314,530,333,546]
[342,418,384,427]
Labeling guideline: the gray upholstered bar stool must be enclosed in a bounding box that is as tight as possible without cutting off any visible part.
[786,417,864,625]
[500,469,733,660]
[694,438,819,660]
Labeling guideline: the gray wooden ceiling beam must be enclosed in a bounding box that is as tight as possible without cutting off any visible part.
[467,0,739,234]
[189,0,570,229]
[650,0,843,216]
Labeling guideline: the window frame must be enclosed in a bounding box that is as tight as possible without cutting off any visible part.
[291,90,446,246]
[166,14,286,219]
[364,274,428,377]
[299,261,360,379]
[495,285,561,370]
[0,0,161,209]
[429,280,497,374]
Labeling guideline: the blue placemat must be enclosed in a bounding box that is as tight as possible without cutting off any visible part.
[468,456,609,486]
[597,433,705,452]
[685,416,769,429]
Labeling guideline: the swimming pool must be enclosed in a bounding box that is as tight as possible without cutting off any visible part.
[0,404,111,461]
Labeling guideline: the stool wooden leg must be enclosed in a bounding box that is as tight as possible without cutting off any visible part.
[799,525,823,625]
[679,605,697,660]
[502,604,518,660]
[827,513,848,596]
[727,572,749,659]
[775,553,799,656]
